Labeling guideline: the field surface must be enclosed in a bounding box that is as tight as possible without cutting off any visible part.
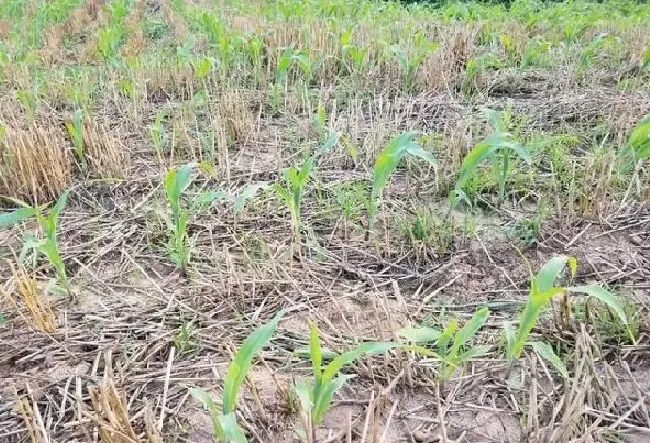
[1,0,650,442]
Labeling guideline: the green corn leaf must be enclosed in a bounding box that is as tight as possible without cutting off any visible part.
[527,341,568,379]
[453,132,530,203]
[273,183,294,209]
[404,344,441,358]
[284,167,299,187]
[321,342,394,384]
[369,132,434,232]
[483,108,507,132]
[514,286,565,359]
[0,206,39,227]
[504,321,516,361]
[404,143,437,167]
[233,183,268,214]
[165,164,194,214]
[294,347,337,360]
[51,189,71,222]
[536,255,574,293]
[316,133,340,156]
[192,190,228,211]
[438,320,457,355]
[189,388,225,440]
[457,344,491,361]
[372,132,419,197]
[309,321,323,384]
[449,307,489,357]
[568,285,627,324]
[568,284,632,340]
[293,378,314,422]
[618,114,650,174]
[189,387,218,413]
[312,374,355,424]
[218,412,248,443]
[398,326,441,344]
[297,156,315,187]
[222,310,286,414]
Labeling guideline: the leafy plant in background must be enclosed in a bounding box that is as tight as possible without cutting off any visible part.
[617,113,650,175]
[400,307,490,381]
[505,255,632,378]
[164,164,227,274]
[641,42,650,71]
[16,88,37,121]
[461,53,502,96]
[276,47,313,84]
[340,29,368,74]
[65,109,87,172]
[520,37,550,68]
[150,109,167,158]
[451,109,530,209]
[190,310,286,443]
[0,190,71,296]
[294,321,394,442]
[390,32,438,90]
[367,132,436,237]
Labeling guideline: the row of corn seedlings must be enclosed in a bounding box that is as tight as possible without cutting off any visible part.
[189,254,632,442]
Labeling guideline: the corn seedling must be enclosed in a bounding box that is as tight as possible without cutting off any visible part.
[0,190,71,296]
[190,310,286,443]
[505,255,633,378]
[274,155,314,240]
[150,109,167,161]
[400,307,490,381]
[451,109,530,209]
[65,108,87,172]
[164,164,227,274]
[293,321,394,442]
[367,132,436,237]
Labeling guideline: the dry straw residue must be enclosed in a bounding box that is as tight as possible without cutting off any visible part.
[0,123,71,204]
[83,120,130,178]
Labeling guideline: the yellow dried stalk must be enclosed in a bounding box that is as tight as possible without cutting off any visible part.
[14,266,57,333]
[82,120,130,178]
[0,124,71,204]
[15,395,40,443]
[88,352,140,443]
[217,90,255,143]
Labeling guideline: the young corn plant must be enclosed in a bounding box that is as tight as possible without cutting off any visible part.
[367,132,436,238]
[400,307,490,382]
[451,109,530,209]
[164,164,226,274]
[0,190,71,296]
[293,321,394,442]
[190,310,286,443]
[65,109,87,172]
[505,255,633,378]
[274,156,314,241]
